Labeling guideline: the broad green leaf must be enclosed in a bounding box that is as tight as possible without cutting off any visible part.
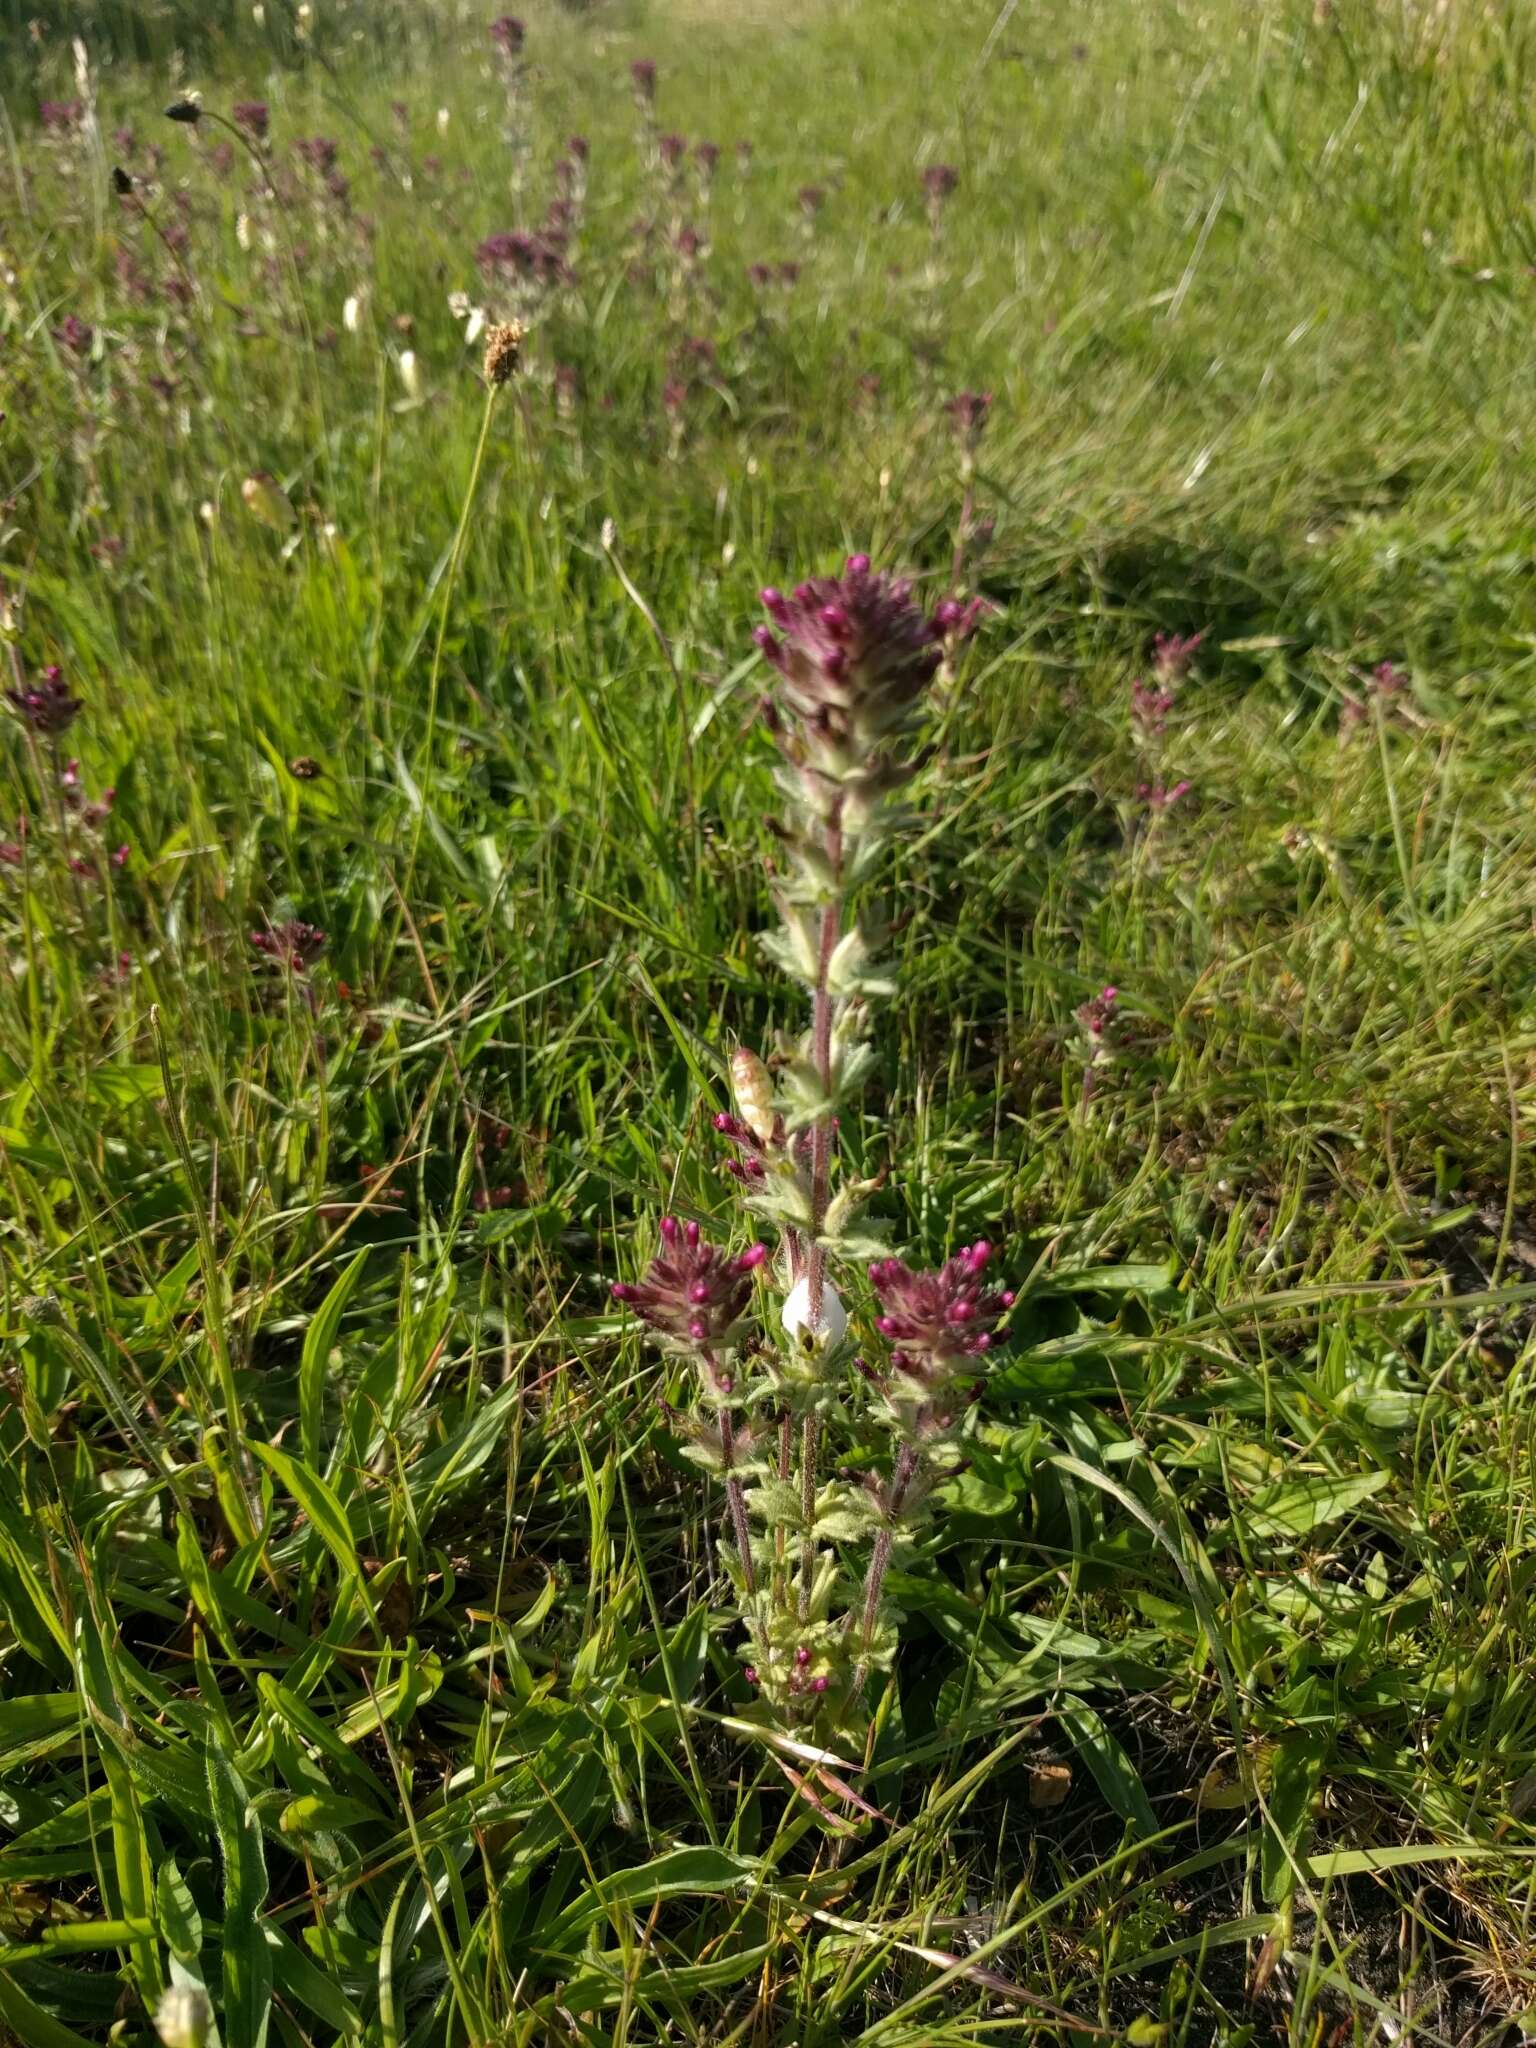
[101,1743,162,2004]
[85,1064,164,1108]
[559,1940,777,2014]
[0,1972,101,2047]
[1245,1469,1390,1541]
[206,1738,272,2048]
[265,1925,363,2035]
[1058,1698,1158,1835]
[279,1792,384,1836]
[299,1249,369,1473]
[156,1857,203,1962]
[1262,1730,1327,1905]
[0,1694,81,1770]
[1304,1842,1536,1879]
[537,1845,760,1950]
[248,1439,374,1627]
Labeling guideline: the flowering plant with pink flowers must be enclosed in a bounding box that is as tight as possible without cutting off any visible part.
[612,556,1008,1742]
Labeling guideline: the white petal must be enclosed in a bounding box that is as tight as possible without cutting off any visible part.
[782,1275,846,1348]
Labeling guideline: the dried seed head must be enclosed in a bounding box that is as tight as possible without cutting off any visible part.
[482,320,525,387]
[730,1047,775,1145]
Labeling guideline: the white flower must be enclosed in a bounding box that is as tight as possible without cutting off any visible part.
[342,290,364,332]
[396,350,421,400]
[782,1275,846,1350]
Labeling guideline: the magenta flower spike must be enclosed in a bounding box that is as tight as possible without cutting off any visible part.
[6,665,83,735]
[753,553,985,754]
[867,1241,1015,1367]
[611,1220,767,1348]
[251,920,327,974]
[1151,629,1204,681]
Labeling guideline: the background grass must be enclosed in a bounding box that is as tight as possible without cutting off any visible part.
[3,0,1536,2040]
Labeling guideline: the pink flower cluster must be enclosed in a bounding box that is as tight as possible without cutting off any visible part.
[868,1240,1014,1368]
[1076,985,1118,1041]
[611,1216,767,1349]
[6,665,82,734]
[754,554,982,752]
[251,920,327,974]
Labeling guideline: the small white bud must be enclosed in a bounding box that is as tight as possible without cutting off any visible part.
[396,350,421,399]
[342,290,363,332]
[782,1276,846,1350]
[155,1984,211,2048]
[437,106,451,134]
[236,211,252,250]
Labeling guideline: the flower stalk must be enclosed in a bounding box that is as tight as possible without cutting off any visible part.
[613,554,1006,1746]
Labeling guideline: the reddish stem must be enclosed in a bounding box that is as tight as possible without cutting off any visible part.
[799,1411,818,1619]
[805,809,844,1326]
[701,1348,755,1600]
[719,1409,756,1598]
[855,1442,918,1672]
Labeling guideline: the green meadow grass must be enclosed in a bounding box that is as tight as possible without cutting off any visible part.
[3,0,1536,2039]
